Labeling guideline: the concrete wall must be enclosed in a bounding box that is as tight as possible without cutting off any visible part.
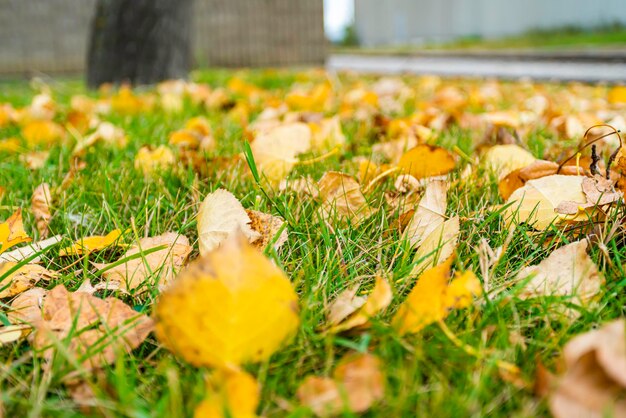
[355,0,626,46]
[0,0,327,75]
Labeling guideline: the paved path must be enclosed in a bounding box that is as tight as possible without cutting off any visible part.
[327,54,626,83]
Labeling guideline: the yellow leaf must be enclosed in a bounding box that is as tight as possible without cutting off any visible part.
[59,229,123,256]
[328,277,392,333]
[398,144,456,179]
[197,189,260,256]
[412,215,459,275]
[245,209,287,250]
[0,210,31,255]
[483,144,537,180]
[194,369,260,418]
[393,257,481,335]
[22,120,64,146]
[154,234,299,369]
[250,123,311,183]
[134,145,175,176]
[0,262,57,298]
[503,175,588,231]
[608,85,626,104]
[404,180,448,249]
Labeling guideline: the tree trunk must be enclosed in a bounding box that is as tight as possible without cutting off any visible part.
[87,0,192,88]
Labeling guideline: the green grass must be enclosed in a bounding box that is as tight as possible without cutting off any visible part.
[336,23,626,54]
[0,70,624,417]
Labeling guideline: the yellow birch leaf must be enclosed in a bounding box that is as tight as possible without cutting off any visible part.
[404,180,448,249]
[483,144,537,180]
[328,277,392,333]
[397,144,456,179]
[134,145,175,176]
[0,210,31,255]
[318,171,374,226]
[154,234,300,369]
[59,229,123,256]
[503,175,588,231]
[411,215,459,275]
[393,256,481,335]
[194,369,260,418]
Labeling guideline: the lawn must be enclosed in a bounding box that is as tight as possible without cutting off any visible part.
[1,69,626,417]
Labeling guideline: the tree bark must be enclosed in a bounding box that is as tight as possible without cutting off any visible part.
[87,0,192,88]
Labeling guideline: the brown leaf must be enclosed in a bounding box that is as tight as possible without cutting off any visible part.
[7,287,46,325]
[93,232,191,292]
[0,262,57,298]
[556,175,622,215]
[318,172,373,226]
[32,285,154,372]
[246,209,288,250]
[516,240,603,306]
[297,353,384,416]
[31,183,52,238]
[549,320,626,418]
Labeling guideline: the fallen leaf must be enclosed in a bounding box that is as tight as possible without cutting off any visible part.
[328,276,392,332]
[134,145,175,176]
[318,172,373,226]
[393,256,481,335]
[0,210,31,255]
[483,144,537,180]
[154,234,299,369]
[250,122,311,183]
[32,285,154,372]
[326,286,367,327]
[93,232,191,292]
[503,175,588,230]
[397,144,456,179]
[548,319,626,417]
[59,229,123,256]
[31,183,52,238]
[0,235,61,263]
[0,324,32,345]
[197,189,260,256]
[22,120,64,146]
[556,175,622,215]
[194,369,260,418]
[20,150,50,170]
[0,262,57,298]
[7,287,46,325]
[516,240,604,306]
[411,215,460,274]
[297,353,384,416]
[404,180,448,249]
[246,209,287,250]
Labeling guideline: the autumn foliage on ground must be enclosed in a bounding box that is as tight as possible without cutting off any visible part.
[1,71,626,416]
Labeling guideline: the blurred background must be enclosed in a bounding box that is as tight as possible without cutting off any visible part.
[1,0,625,80]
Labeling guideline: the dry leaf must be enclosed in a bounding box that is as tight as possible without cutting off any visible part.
[0,324,32,345]
[22,120,64,146]
[0,210,31,255]
[297,353,384,416]
[556,175,622,215]
[318,172,373,226]
[20,151,50,170]
[404,180,448,249]
[393,256,481,335]
[327,277,392,333]
[59,229,123,256]
[516,240,604,305]
[194,369,260,418]
[0,262,57,298]
[0,235,61,263]
[246,209,287,250]
[197,189,260,256]
[31,183,52,238]
[134,145,175,176]
[397,144,455,179]
[327,286,367,326]
[154,234,299,369]
[93,232,191,292]
[250,122,311,183]
[483,144,537,180]
[7,287,47,325]
[503,175,588,230]
[411,215,460,275]
[32,285,154,372]
[549,319,626,418]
